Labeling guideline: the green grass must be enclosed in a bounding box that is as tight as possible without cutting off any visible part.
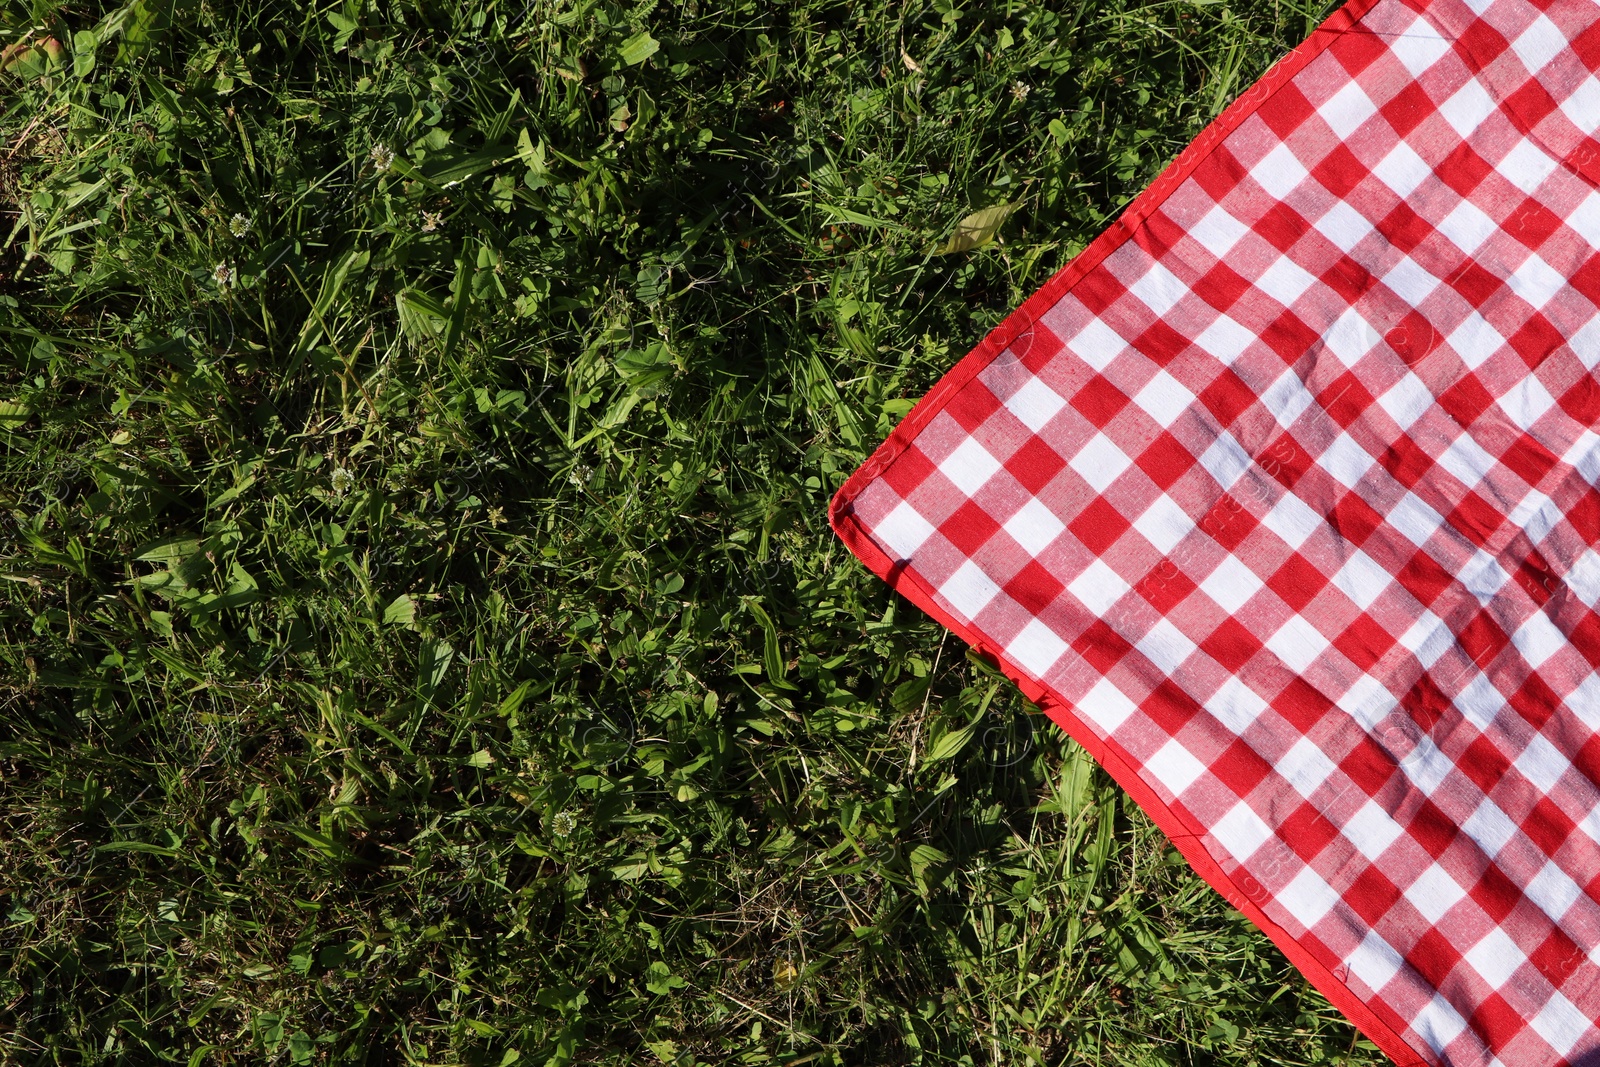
[0,0,1387,1063]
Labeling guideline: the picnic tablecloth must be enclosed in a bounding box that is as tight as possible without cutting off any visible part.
[829,1,1600,1063]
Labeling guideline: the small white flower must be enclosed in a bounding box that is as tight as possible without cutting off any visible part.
[229,213,251,237]
[212,262,234,287]
[330,466,355,494]
[421,210,442,233]
[369,143,395,172]
[551,811,577,837]
[569,464,592,487]
[1011,81,1030,101]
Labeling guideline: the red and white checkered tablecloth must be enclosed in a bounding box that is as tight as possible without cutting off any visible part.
[830,0,1600,1063]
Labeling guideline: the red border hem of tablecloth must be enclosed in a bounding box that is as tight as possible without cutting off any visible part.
[829,1,1433,1064]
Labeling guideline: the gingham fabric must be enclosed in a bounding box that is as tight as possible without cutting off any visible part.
[829,1,1600,1063]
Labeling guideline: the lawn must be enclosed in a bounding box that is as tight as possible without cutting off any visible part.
[0,0,1387,1063]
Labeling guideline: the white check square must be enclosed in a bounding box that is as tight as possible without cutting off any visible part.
[1193,313,1255,364]
[1514,733,1569,792]
[1388,493,1445,546]
[1337,674,1397,730]
[1497,375,1548,428]
[1137,617,1198,673]
[1080,676,1138,734]
[1280,867,1340,929]
[1572,193,1600,254]
[1399,610,1452,669]
[1458,548,1509,602]
[1256,256,1318,307]
[1261,369,1314,428]
[1007,619,1068,680]
[1530,993,1590,1058]
[1513,614,1566,670]
[1562,76,1600,135]
[1212,802,1273,863]
[1003,498,1065,557]
[939,560,1001,621]
[1205,676,1268,735]
[1378,373,1432,431]
[1331,549,1390,610]
[1566,550,1600,607]
[1345,799,1403,861]
[1381,257,1438,305]
[1463,928,1526,990]
[1314,200,1372,253]
[1575,630,1600,705]
[1069,433,1133,493]
[1253,143,1310,200]
[1456,673,1504,731]
[1447,311,1506,369]
[1134,494,1195,555]
[1391,16,1451,76]
[1512,14,1566,72]
[1405,864,1467,925]
[1130,262,1186,316]
[1318,81,1377,138]
[1507,252,1566,310]
[1262,494,1320,549]
[1133,369,1197,426]
[1198,433,1252,490]
[1440,78,1497,139]
[1414,996,1468,1056]
[1525,861,1583,923]
[1346,932,1404,993]
[1373,142,1430,199]
[1146,737,1207,798]
[1318,432,1374,489]
[1499,138,1560,197]
[1439,438,1498,496]
[940,438,1001,496]
[1068,558,1130,616]
[876,500,936,559]
[1276,736,1337,797]
[1200,554,1264,613]
[1324,307,1379,366]
[1265,614,1326,673]
[1066,318,1126,371]
[1461,798,1518,859]
[1190,205,1250,258]
[1438,199,1497,256]
[1004,377,1067,432]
